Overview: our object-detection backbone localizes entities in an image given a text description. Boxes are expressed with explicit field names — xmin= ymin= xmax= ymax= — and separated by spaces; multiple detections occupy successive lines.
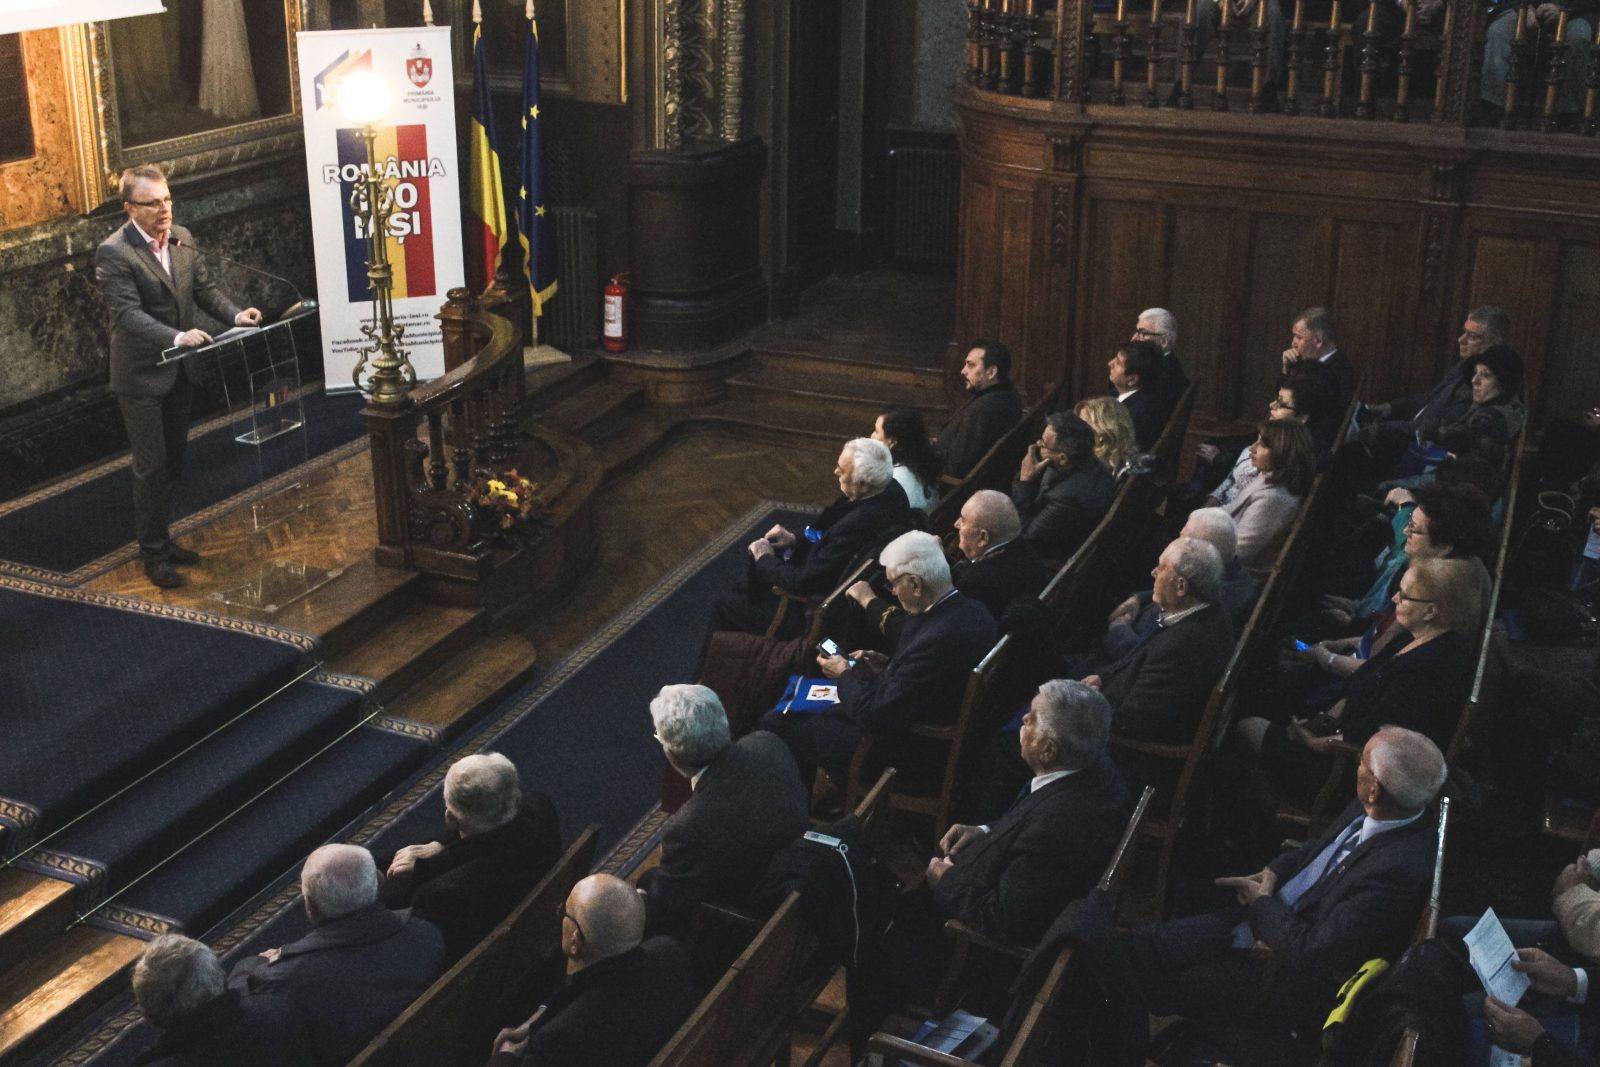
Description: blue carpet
xmin=0 ymin=580 xmax=316 ymax=860
xmin=0 ymin=389 xmax=365 ymax=584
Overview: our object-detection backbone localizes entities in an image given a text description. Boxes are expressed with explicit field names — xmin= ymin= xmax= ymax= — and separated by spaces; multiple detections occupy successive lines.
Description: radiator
xmin=889 ymin=145 xmax=961 ymax=266
xmin=543 ymin=206 xmax=599 ymax=349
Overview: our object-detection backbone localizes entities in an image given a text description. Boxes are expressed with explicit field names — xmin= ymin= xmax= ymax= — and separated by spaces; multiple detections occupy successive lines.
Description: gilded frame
xmin=60 ymin=1 xmax=308 ymax=208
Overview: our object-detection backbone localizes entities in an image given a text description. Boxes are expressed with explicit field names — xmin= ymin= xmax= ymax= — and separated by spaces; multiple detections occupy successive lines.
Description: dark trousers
xmin=116 ymin=373 xmax=192 ymax=558
xmin=759 ymin=707 xmax=863 ymax=783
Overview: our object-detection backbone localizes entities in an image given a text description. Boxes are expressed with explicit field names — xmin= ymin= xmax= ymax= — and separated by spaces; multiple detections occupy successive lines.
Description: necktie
xmin=1279 ymin=818 xmax=1364 ymax=908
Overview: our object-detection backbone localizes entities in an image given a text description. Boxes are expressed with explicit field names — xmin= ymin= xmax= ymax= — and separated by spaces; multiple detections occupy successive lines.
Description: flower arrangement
xmin=473 ymin=469 xmax=543 ymax=531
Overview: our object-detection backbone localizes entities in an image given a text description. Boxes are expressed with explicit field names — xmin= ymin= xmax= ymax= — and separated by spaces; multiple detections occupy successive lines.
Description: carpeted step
xmin=96 ymin=723 xmax=431 ymax=938
xmin=17 ymin=679 xmax=367 ymax=903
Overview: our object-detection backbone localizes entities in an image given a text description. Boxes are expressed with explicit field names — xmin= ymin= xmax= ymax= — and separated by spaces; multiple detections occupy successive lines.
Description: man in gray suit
xmin=95 ymin=164 xmax=261 ymax=589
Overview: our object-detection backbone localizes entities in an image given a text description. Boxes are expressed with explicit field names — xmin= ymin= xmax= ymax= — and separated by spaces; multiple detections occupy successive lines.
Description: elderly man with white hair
xmin=846 ymin=489 xmax=1050 ymax=643
xmin=1062 ymin=726 xmax=1446 ymax=1064
xmin=227 ymin=843 xmax=445 ymax=1065
xmin=132 ymin=933 xmax=312 ymax=1065
xmin=1080 ymin=536 xmax=1235 ymax=753
xmin=712 ymin=436 xmax=912 ymax=638
xmin=377 ymin=752 xmax=560 ymax=961
xmin=1132 ymin=307 xmax=1191 ymax=409
xmin=640 ymin=683 xmax=808 ymax=932
xmin=1104 ymin=508 xmax=1259 ymax=658
xmin=489 ymin=874 xmax=698 ymax=1066
xmin=761 ymin=529 xmax=997 ymax=790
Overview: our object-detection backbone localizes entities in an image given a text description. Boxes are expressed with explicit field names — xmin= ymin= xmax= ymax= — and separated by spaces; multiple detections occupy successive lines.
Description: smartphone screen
xmin=1293 ymin=639 xmax=1310 ymax=653
xmin=817 ymin=638 xmax=840 ymax=657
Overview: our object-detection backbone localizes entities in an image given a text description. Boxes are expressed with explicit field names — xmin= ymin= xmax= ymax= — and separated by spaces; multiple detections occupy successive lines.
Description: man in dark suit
xmin=1103 ymin=507 xmax=1259 ymax=657
xmin=95 ymin=165 xmax=262 ymax=589
xmin=641 ymin=684 xmax=810 ymax=932
xmin=489 ymin=874 xmax=698 ymax=1066
xmin=1011 ymin=412 xmax=1117 ymax=563
xmin=845 ymin=490 xmax=1050 ymax=642
xmin=1134 ymin=307 xmax=1191 ymax=411
xmin=227 ymin=844 xmax=445 ymax=1066
xmin=1110 ymin=339 xmax=1171 ymax=450
xmin=713 ymin=437 xmax=911 ymax=637
xmin=132 ymin=934 xmax=312 ymax=1066
xmin=1083 ymin=537 xmax=1235 ymax=748
xmin=762 ymin=531 xmax=999 ymax=789
xmin=1092 ymin=727 xmax=1447 ymax=1064
xmin=936 ymin=340 xmax=1026 ymax=479
xmin=378 ymin=753 xmax=561 ymax=962
xmin=1280 ymin=306 xmax=1356 ymax=415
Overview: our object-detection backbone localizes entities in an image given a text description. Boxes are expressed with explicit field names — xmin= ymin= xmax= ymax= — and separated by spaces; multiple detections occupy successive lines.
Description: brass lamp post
xmin=338 ymin=69 xmax=417 ymax=408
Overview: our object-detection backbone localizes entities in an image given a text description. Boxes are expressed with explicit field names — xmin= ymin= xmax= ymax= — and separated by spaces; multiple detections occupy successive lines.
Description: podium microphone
xmin=173 ymin=237 xmax=318 ymax=317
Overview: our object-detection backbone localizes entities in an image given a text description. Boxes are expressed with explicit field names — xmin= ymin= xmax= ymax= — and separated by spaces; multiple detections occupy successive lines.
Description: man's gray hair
xmin=301 ymin=843 xmax=379 ymax=922
xmin=1033 ymin=680 xmax=1112 ymax=769
xmin=880 ymin=530 xmax=952 ymax=588
xmin=1467 ymin=305 xmax=1512 ymax=344
xmin=1181 ymin=507 xmax=1239 ymax=565
xmin=842 ymin=437 xmax=895 ymax=494
xmin=1166 ymin=537 xmax=1224 ymax=604
xmin=649 ymin=683 xmax=731 ymax=772
xmin=444 ymin=752 xmax=523 ymax=835
xmin=1368 ymin=727 xmax=1447 ymax=811
xmin=132 ymin=934 xmax=224 ymax=1030
xmin=964 ymin=489 xmax=1021 ymax=545
xmin=119 ymin=163 xmax=167 ymax=202
xmin=1297 ymin=306 xmax=1339 ymax=346
xmin=1138 ymin=307 xmax=1178 ymax=350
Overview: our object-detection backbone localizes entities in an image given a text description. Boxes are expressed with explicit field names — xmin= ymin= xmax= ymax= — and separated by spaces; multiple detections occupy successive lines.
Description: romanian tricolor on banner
xmin=465 ymin=25 xmax=508 ymax=294
xmin=518 ymin=2 xmax=558 ymax=316
xmin=334 ymin=124 xmax=438 ymax=303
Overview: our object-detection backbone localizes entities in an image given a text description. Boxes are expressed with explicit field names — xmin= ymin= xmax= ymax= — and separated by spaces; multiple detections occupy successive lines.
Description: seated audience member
xmin=1081 ymin=537 xmax=1236 ymax=748
xmin=1075 ymin=395 xmax=1142 ymax=480
xmin=711 ymin=437 xmax=910 ymax=637
xmin=1233 ymin=557 xmax=1482 ymax=803
xmin=761 ymin=531 xmax=998 ymax=789
xmin=1480 ymin=0 xmax=1595 ymax=120
xmin=1010 ymin=411 xmax=1118 ymax=562
xmin=872 ymin=407 xmax=941 ymax=512
xmin=1206 ymin=418 xmax=1317 ymax=572
xmin=1105 ymin=508 xmax=1259 ymax=655
xmin=1280 ymin=306 xmax=1356 ymax=414
xmin=1110 ymin=339 xmax=1171 ymax=450
xmin=1064 ymin=727 xmax=1446 ymax=1064
xmin=1189 ymin=370 xmax=1336 ymax=500
xmin=1356 ymin=306 xmax=1512 ymax=473
xmin=132 ymin=934 xmax=312 ymax=1066
xmin=935 ymin=340 xmax=1025 ymax=479
xmin=847 ymin=489 xmax=1050 ymax=642
xmin=640 ymin=684 xmax=809 ymax=931
xmin=228 ymin=844 xmax=446 ymax=1066
xmin=1132 ymin=307 xmax=1191 ymax=410
xmin=378 ymin=752 xmax=560 ymax=962
xmin=489 ymin=874 xmax=698 ymax=1067
xmin=1419 ymin=343 xmax=1526 ymax=455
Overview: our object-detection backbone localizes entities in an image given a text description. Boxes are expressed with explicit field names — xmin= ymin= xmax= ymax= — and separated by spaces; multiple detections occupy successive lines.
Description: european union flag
xmin=518 ymin=1 xmax=558 ymax=317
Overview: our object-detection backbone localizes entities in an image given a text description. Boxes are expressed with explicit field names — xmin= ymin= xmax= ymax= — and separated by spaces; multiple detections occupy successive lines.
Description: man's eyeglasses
xmin=1394 ymin=592 xmax=1435 ymax=604
xmin=559 ymin=904 xmax=585 ymax=941
xmin=1132 ymin=327 xmax=1165 ymax=340
xmin=1268 ymin=398 xmax=1297 ymax=413
xmin=125 ymin=196 xmax=173 ymax=208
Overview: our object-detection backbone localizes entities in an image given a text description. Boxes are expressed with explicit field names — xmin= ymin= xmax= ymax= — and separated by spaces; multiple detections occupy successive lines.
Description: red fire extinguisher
xmin=603 ymin=274 xmax=629 ymax=353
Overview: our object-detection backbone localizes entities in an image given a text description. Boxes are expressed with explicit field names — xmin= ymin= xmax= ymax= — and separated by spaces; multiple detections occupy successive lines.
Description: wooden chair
xmin=1038 ymin=470 xmax=1165 ymax=646
xmin=928 ymin=383 xmax=1062 ymax=534
xmin=868 ymin=786 xmax=1156 ymax=1067
xmin=1149 ymin=379 xmax=1201 ymax=486
xmin=1380 ymin=795 xmax=1452 ymax=1067
xmin=767 ymin=555 xmax=878 ymax=641
xmin=843 ymin=634 xmax=1015 ymax=837
xmin=348 ymin=826 xmax=599 ymax=1067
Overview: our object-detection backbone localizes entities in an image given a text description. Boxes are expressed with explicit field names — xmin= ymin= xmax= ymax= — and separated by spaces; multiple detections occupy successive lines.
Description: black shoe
xmin=143 ymin=559 xmax=183 ymax=589
xmin=165 ymin=543 xmax=201 ymax=566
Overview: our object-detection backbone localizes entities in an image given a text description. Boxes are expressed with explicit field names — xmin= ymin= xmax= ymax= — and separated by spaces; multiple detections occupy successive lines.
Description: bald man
xmin=489 ymin=875 xmax=698 ymax=1066
xmin=846 ymin=490 xmax=1050 ymax=642
xmin=228 ymin=844 xmax=445 ymax=1065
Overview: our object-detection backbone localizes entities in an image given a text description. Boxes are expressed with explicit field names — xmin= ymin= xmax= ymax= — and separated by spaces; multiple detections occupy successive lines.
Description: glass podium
xmin=158 ymin=309 xmax=346 ymax=612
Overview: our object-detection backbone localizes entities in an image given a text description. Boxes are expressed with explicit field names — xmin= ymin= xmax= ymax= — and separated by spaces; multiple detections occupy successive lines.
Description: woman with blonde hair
xmin=1074 ymin=396 xmax=1139 ymax=479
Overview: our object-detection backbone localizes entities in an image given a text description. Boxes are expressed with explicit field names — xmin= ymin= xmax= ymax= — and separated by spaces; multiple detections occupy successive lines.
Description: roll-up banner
xmin=296 ymin=27 xmax=464 ymax=389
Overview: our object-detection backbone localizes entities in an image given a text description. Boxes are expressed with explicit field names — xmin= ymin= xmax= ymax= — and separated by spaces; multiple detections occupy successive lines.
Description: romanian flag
xmin=465 ymin=25 xmax=509 ymax=294
xmin=335 ymin=124 xmax=437 ymax=303
xmin=517 ymin=2 xmax=558 ymax=316
xmin=313 ymin=49 xmax=372 ymax=111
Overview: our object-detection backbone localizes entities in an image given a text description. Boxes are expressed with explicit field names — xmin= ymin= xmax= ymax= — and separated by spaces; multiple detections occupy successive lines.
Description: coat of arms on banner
xmin=406 ymin=45 xmax=432 ymax=88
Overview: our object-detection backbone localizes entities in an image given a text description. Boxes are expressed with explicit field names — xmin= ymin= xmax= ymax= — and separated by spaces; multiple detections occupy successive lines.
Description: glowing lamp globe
xmin=337 ymin=69 xmax=391 ymax=124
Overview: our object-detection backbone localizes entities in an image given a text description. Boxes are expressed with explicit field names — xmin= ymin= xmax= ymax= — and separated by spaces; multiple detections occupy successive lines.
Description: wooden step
xmin=725 ymin=361 xmax=951 ymax=420
xmin=0 ymin=873 xmax=77 ymax=981
xmin=0 ymin=926 xmax=144 ymax=1063
xmin=742 ymin=347 xmax=950 ymax=394
xmin=539 ymin=380 xmax=647 ymax=436
xmin=525 ymin=351 xmax=603 ymax=400
xmin=585 ymin=411 xmax=678 ymax=484
xmin=330 ymin=603 xmax=484 ymax=703
xmin=382 ymin=630 xmax=539 ymax=739
xmin=266 ymin=557 xmax=424 ymax=657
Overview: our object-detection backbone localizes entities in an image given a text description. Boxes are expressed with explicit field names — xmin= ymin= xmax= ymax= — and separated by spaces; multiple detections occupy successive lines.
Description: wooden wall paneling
xmin=1167 ymin=206 xmax=1237 ymax=422
xmin=1074 ymin=188 xmax=1166 ymax=403
xmin=1460 ymin=226 xmax=1559 ymax=419
xmin=1544 ymin=241 xmax=1600 ymax=423
xmin=998 ymin=183 xmax=1039 ymax=392
xmin=1329 ymin=217 xmax=1418 ymax=404
xmin=1241 ymin=213 xmax=1328 ymax=423
xmin=958 ymin=172 xmax=1000 ymax=352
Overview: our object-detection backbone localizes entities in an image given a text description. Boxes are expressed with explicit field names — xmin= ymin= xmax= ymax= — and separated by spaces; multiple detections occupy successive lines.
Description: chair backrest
xmin=938 ymin=633 xmax=1016 ymax=810
xmin=348 ymin=825 xmax=599 ymax=1067
xmin=1390 ymin=796 xmax=1452 ymax=1067
xmin=1102 ymin=785 xmax=1155 ymax=901
xmin=853 ymin=766 xmax=898 ymax=835
xmin=648 ymin=892 xmax=824 ymax=1066
xmin=1149 ymin=379 xmax=1201 ymax=484
xmin=1039 ymin=469 xmax=1164 ymax=641
xmin=805 ymin=557 xmax=879 ymax=647
xmin=928 ymin=382 xmax=1061 ymax=532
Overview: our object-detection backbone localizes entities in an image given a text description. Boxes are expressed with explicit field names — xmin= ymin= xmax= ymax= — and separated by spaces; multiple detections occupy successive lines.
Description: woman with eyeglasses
xmin=1204 ymin=417 xmax=1318 ymax=572
xmin=1234 ymin=556 xmax=1484 ymax=802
